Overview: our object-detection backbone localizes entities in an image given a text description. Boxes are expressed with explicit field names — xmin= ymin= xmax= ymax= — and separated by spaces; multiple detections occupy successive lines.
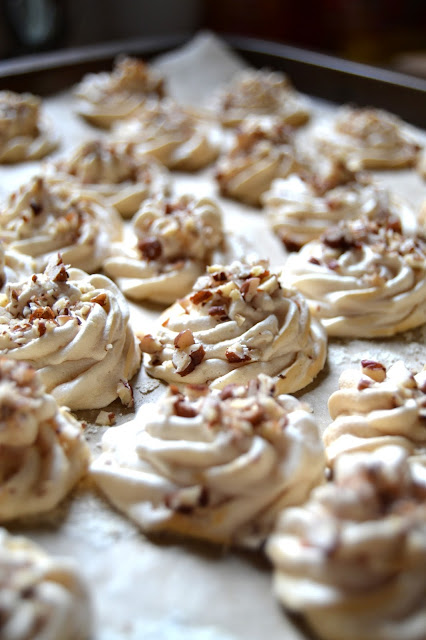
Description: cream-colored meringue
xmin=0 ymin=258 xmax=141 ymax=410
xmin=75 ymin=56 xmax=166 ymax=128
xmin=264 ymin=171 xmax=417 ymax=251
xmin=315 ymin=106 xmax=421 ymax=170
xmin=0 ymin=528 xmax=92 ymax=639
xmin=50 ymin=140 xmax=170 ymax=218
xmin=139 ymin=259 xmax=327 ymax=393
xmin=104 ymin=194 xmax=225 ymax=304
xmin=91 ymin=374 xmax=325 ymax=547
xmin=267 ymin=445 xmax=426 ymax=640
xmin=215 ymin=118 xmax=296 ymax=206
xmin=285 ymin=217 xmax=426 ymax=337
xmin=324 ymin=360 xmax=426 ymax=465
xmin=112 ymin=99 xmax=219 ymax=171
xmin=0 ymin=358 xmax=89 ymax=520
xmin=0 ymin=176 xmax=123 ymax=273
xmin=214 ymin=68 xmax=310 ymax=128
xmin=0 ymin=90 xmax=58 ymax=163
xmin=0 ymin=241 xmax=35 ymax=290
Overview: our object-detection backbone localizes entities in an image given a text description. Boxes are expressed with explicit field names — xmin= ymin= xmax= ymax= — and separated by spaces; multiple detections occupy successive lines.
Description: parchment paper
xmin=2 ymin=32 xmax=426 ymax=640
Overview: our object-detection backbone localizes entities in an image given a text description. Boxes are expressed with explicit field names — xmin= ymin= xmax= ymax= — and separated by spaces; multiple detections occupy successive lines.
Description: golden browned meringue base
xmin=215 ymin=118 xmax=297 ymax=206
xmin=0 ymin=258 xmax=141 ymax=410
xmin=324 ymin=359 xmax=426 ymax=465
xmin=50 ymin=140 xmax=170 ymax=218
xmin=91 ymin=375 xmax=325 ymax=547
xmin=267 ymin=445 xmax=426 ymax=640
xmin=75 ymin=56 xmax=166 ymax=128
xmin=0 ymin=176 xmax=123 ymax=273
xmin=314 ymin=106 xmax=421 ymax=171
xmin=104 ymin=194 xmax=225 ymax=304
xmin=0 ymin=528 xmax=92 ymax=639
xmin=139 ymin=259 xmax=327 ymax=393
xmin=285 ymin=217 xmax=426 ymax=337
xmin=214 ymin=68 xmax=310 ymax=128
xmin=0 ymin=358 xmax=89 ymax=521
xmin=0 ymin=90 xmax=58 ymax=163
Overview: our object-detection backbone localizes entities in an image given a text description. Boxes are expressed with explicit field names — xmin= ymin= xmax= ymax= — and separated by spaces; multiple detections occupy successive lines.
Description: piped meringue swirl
xmin=214 ymin=68 xmax=310 ymax=128
xmin=112 ymin=99 xmax=219 ymax=171
xmin=324 ymin=360 xmax=426 ymax=465
xmin=104 ymin=195 xmax=225 ymax=304
xmin=267 ymin=445 xmax=426 ymax=640
xmin=0 ymin=528 xmax=92 ymax=639
xmin=139 ymin=259 xmax=327 ymax=393
xmin=315 ymin=107 xmax=421 ymax=170
xmin=91 ymin=374 xmax=325 ymax=547
xmin=75 ymin=56 xmax=166 ymax=128
xmin=0 ymin=358 xmax=89 ymax=520
xmin=0 ymin=258 xmax=141 ymax=410
xmin=215 ymin=118 xmax=296 ymax=206
xmin=51 ymin=140 xmax=170 ymax=218
xmin=285 ymin=217 xmax=426 ymax=337
xmin=0 ymin=176 xmax=123 ymax=273
xmin=0 ymin=90 xmax=58 ymax=163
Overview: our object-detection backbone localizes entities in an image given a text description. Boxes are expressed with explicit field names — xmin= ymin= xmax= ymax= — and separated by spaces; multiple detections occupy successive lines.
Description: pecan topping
xmin=208 ymin=305 xmax=228 ymax=320
xmin=225 ymin=349 xmax=251 ymax=363
xmin=139 ymin=334 xmax=162 ymax=354
xmin=174 ymin=396 xmax=198 ymax=418
xmin=29 ymin=307 xmax=56 ymax=322
xmin=178 ymin=344 xmax=205 ymax=377
xmin=190 ymin=289 xmax=213 ymax=305
xmin=361 ymin=359 xmax=387 ymax=383
xmin=139 ymin=237 xmax=162 ymax=261
xmin=322 ymin=227 xmax=358 ymax=251
xmin=174 ymin=329 xmax=195 ymax=350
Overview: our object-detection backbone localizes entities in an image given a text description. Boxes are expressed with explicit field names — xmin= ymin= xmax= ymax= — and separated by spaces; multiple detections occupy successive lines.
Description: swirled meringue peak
xmin=324 ymin=360 xmax=426 ymax=466
xmin=139 ymin=259 xmax=327 ymax=393
xmin=314 ymin=106 xmax=421 ymax=170
xmin=0 ymin=528 xmax=92 ymax=639
xmin=267 ymin=445 xmax=426 ymax=640
xmin=0 ymin=90 xmax=58 ymax=164
xmin=214 ymin=68 xmax=310 ymax=128
xmin=0 ymin=240 xmax=35 ymax=291
xmin=0 ymin=358 xmax=89 ymax=521
xmin=0 ymin=257 xmax=141 ymax=410
xmin=0 ymin=176 xmax=123 ymax=273
xmin=215 ymin=118 xmax=297 ymax=206
xmin=91 ymin=374 xmax=325 ymax=547
xmin=112 ymin=99 xmax=219 ymax=171
xmin=264 ymin=168 xmax=416 ymax=251
xmin=285 ymin=216 xmax=426 ymax=337
xmin=104 ymin=194 xmax=225 ymax=304
xmin=75 ymin=56 xmax=166 ymax=128
xmin=51 ymin=139 xmax=170 ymax=218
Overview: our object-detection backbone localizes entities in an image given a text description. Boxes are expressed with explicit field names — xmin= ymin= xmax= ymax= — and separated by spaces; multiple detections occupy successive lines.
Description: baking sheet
xmin=2 ymin=32 xmax=426 ymax=640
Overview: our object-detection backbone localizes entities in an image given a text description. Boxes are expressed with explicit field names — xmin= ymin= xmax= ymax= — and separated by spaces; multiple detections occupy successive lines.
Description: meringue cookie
xmin=324 ymin=360 xmax=426 ymax=465
xmin=315 ymin=106 xmax=421 ymax=170
xmin=0 ymin=90 xmax=58 ymax=164
xmin=139 ymin=259 xmax=327 ymax=393
xmin=91 ymin=374 xmax=325 ymax=547
xmin=50 ymin=140 xmax=170 ymax=218
xmin=0 ymin=358 xmax=89 ymax=520
xmin=0 ymin=258 xmax=141 ymax=410
xmin=267 ymin=445 xmax=426 ymax=640
xmin=112 ymin=98 xmax=219 ymax=171
xmin=0 ymin=176 xmax=123 ymax=273
xmin=285 ymin=217 xmax=426 ymax=337
xmin=214 ymin=68 xmax=310 ymax=128
xmin=104 ymin=195 xmax=225 ymax=304
xmin=75 ymin=56 xmax=166 ymax=128
xmin=0 ymin=528 xmax=92 ymax=639
xmin=264 ymin=171 xmax=416 ymax=251
xmin=215 ymin=118 xmax=297 ymax=206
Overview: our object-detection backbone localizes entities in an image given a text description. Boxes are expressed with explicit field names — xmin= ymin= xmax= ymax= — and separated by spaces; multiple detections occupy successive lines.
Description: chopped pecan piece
xmin=174 ymin=329 xmax=195 ymax=350
xmin=91 ymin=293 xmax=107 ymax=306
xmin=178 ymin=344 xmax=205 ymax=377
xmin=139 ymin=333 xmax=162 ymax=354
xmin=190 ymin=289 xmax=213 ymax=305
xmin=174 ymin=396 xmax=198 ymax=418
xmin=225 ymin=348 xmax=251 ymax=363
xmin=361 ymin=359 xmax=386 ymax=382
xmin=139 ymin=237 xmax=162 ymax=260
xmin=29 ymin=307 xmax=56 ymax=322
